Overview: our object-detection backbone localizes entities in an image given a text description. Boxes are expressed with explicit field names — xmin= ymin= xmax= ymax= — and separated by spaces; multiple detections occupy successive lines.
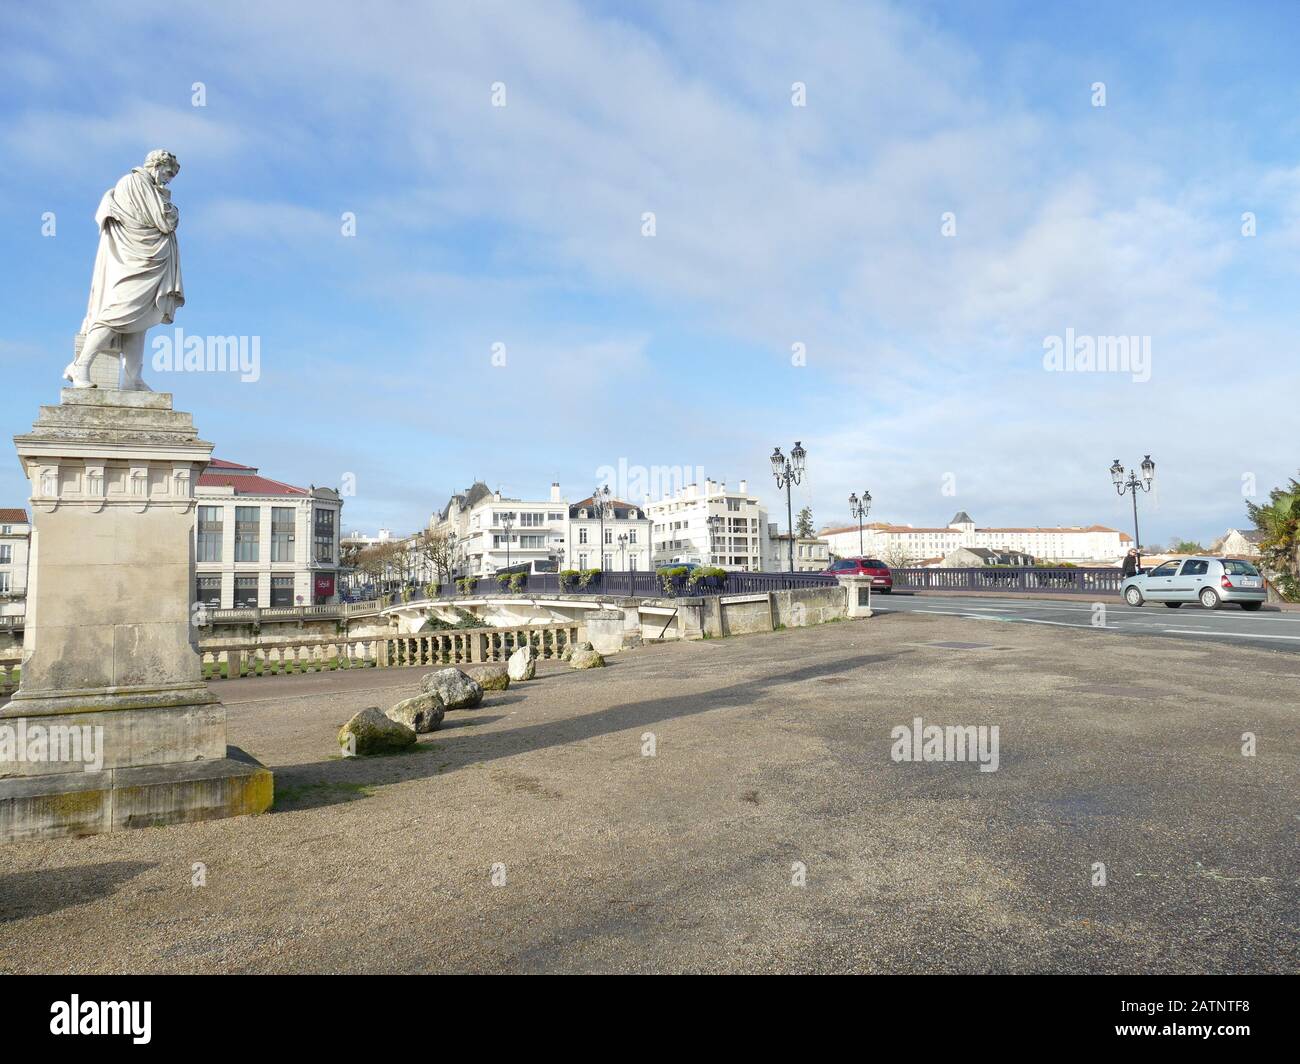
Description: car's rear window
xmin=1222 ymin=560 xmax=1260 ymax=576
xmin=864 ymin=560 xmax=887 ymax=568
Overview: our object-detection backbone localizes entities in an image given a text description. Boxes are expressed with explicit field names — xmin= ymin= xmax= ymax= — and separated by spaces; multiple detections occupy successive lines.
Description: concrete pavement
xmin=1 ymin=610 xmax=1295 ymax=973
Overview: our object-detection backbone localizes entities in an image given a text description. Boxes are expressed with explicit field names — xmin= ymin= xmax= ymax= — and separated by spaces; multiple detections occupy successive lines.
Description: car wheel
xmin=1199 ymin=588 xmax=1221 ymax=610
xmin=1124 ymin=586 xmax=1144 ymax=606
xmin=1163 ymin=602 xmax=1182 ymax=608
xmin=1241 ymin=601 xmax=1263 ymax=612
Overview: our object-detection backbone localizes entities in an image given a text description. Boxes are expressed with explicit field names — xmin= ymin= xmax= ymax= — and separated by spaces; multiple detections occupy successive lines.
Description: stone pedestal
xmin=0 ymin=388 xmax=271 ymax=843
xmin=837 ymin=574 xmax=874 ymax=618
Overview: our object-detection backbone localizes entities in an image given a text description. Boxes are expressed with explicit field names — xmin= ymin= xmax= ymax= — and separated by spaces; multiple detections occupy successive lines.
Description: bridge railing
xmin=199 ymin=600 xmax=380 ymax=625
xmin=891 ymin=567 xmax=1124 ymax=595
xmin=412 ymin=569 xmax=840 ymax=601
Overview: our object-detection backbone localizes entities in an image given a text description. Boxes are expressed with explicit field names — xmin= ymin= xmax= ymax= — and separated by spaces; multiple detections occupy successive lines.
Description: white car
xmin=1121 ymin=557 xmax=1266 ymax=611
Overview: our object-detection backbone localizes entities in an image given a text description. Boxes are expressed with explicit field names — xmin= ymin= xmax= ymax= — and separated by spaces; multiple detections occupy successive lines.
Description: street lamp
xmin=848 ymin=490 xmax=872 ymax=557
xmin=770 ymin=441 xmax=806 ymax=573
xmin=593 ymin=484 xmax=613 ymax=571
xmin=1110 ymin=455 xmax=1155 ymax=566
xmin=617 ymin=532 xmax=629 ymax=590
xmin=501 ymin=510 xmax=515 ymax=572
xmin=551 ymin=535 xmax=565 ymax=591
xmin=706 ymin=512 xmax=722 ymax=566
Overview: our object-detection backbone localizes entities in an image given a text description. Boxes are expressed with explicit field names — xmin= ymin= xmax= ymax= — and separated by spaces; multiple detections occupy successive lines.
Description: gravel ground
xmin=1 ymin=611 xmax=1296 ymax=973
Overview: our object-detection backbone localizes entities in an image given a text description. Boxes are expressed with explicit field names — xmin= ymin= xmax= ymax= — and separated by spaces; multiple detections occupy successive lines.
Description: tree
xmin=1169 ymin=538 xmax=1205 ymax=554
xmin=354 ymin=541 xmax=404 ymax=592
xmin=880 ymin=544 xmax=915 ymax=568
xmin=1246 ymin=473 xmax=1300 ymax=600
xmin=411 ymin=528 xmax=465 ymax=587
xmin=795 ymin=506 xmax=815 ymax=539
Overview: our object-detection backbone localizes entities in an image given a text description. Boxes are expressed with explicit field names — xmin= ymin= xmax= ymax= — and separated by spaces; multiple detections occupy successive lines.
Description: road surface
xmin=875 ymin=593 xmax=1300 ymax=653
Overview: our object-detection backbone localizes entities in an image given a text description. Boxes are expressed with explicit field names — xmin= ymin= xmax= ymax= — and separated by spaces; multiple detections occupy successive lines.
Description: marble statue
xmin=64 ymin=149 xmax=185 ymax=391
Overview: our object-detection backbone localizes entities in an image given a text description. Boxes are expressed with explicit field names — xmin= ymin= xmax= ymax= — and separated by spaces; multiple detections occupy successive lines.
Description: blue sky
xmin=2 ymin=0 xmax=1297 ymax=547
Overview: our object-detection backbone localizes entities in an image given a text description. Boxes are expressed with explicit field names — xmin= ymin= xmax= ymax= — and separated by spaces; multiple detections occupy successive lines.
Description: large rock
xmin=467 ymin=664 xmax=510 ymax=691
xmin=386 ymin=691 xmax=445 ymax=734
xmin=570 ymin=647 xmax=605 ymax=670
xmin=421 ymin=667 xmax=484 ymax=710
xmin=508 ymin=644 xmax=537 ymax=681
xmin=339 ymin=706 xmax=417 ymax=755
xmin=561 ymin=640 xmax=590 ymax=662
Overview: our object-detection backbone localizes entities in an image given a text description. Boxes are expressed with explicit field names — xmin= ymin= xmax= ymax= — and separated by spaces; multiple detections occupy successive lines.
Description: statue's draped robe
xmin=81 ymin=167 xmax=184 ymax=335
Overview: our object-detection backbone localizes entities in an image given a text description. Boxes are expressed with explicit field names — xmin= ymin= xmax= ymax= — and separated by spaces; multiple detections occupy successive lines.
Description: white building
xmin=430 ymin=482 xmax=653 ymax=576
xmin=820 ymin=511 xmax=1129 ymax=565
xmin=0 ymin=508 xmax=31 ymax=622
xmin=568 ymin=494 xmax=652 ymax=572
xmin=769 ymin=532 xmax=831 ymax=572
xmin=195 ymin=459 xmax=343 ymax=608
xmin=648 ymin=479 xmax=770 ymax=571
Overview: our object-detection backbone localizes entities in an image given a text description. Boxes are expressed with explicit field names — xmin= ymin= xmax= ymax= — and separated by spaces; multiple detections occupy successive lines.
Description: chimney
xmin=550 ymin=482 xmax=561 ymax=503
xmin=738 ymin=479 xmax=747 ymax=494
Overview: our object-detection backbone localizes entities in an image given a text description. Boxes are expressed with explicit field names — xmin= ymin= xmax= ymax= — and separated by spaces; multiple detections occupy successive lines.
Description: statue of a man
xmin=64 ymin=149 xmax=185 ymax=391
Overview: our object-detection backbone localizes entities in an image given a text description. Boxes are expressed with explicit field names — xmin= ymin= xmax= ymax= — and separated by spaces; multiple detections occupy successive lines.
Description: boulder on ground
xmin=561 ymin=640 xmax=591 ymax=662
xmin=339 ymin=706 xmax=417 ymax=755
xmin=570 ymin=647 xmax=605 ymax=670
xmin=421 ymin=667 xmax=484 ymax=710
xmin=386 ymin=691 xmax=445 ymax=733
xmin=467 ymin=664 xmax=510 ymax=691
xmin=508 ymin=644 xmax=537 ymax=681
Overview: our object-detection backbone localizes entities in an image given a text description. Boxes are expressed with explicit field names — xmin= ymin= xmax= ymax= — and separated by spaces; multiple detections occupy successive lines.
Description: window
xmin=603 ymin=553 xmax=612 ymax=570
xmin=519 ymin=535 xmax=545 ymax=549
xmin=493 ymin=511 xmax=515 ymax=526
xmin=0 ymin=573 xmax=9 ymax=594
xmin=579 ymin=528 xmax=588 ymax=544
xmin=234 ymin=506 xmax=260 ymax=562
xmin=0 ymin=545 xmax=10 ymax=565
xmin=1149 ymin=561 xmax=1180 ymax=577
xmin=548 ymin=512 xmax=564 ymax=522
xmin=0 ymin=525 xmax=10 ymax=534
xmin=233 ymin=575 xmax=259 ymax=608
xmin=628 ymin=530 xmax=637 ymax=544
xmin=270 ymin=575 xmax=294 ymax=608
xmin=1223 ymin=560 xmax=1260 ymax=576
xmin=271 ymin=507 xmax=296 ymax=562
xmin=578 ymin=553 xmax=588 ymax=568
xmin=604 ymin=529 xmax=612 ymax=545
xmin=1180 ymin=559 xmax=1209 ymax=576
xmin=195 ymin=574 xmax=221 ymax=607
xmin=520 ymin=512 xmax=543 ymax=527
xmin=197 ymin=506 xmax=223 ymax=562
xmin=313 ymin=508 xmax=335 ymax=563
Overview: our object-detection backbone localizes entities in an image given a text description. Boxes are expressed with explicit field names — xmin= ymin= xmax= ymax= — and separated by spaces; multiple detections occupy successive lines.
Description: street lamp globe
xmin=770 ymin=447 xmax=786 ymax=477
xmin=790 ymin=441 xmax=806 ymax=477
xmin=1110 ymin=459 xmax=1125 ymax=486
xmin=1140 ymin=454 xmax=1155 ymax=487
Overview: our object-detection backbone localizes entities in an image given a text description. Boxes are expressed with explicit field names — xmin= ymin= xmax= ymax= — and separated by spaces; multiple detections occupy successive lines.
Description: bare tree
xmin=410 ymin=528 xmax=465 ymax=588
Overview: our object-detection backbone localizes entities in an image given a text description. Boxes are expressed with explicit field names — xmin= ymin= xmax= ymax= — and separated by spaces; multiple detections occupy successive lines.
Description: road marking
xmin=1161 ymin=628 xmax=1300 ymax=642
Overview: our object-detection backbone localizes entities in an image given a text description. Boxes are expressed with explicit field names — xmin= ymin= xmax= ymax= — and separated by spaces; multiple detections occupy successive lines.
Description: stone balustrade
xmin=198 ymin=621 xmax=581 ymax=680
xmin=0 ymin=651 xmax=20 ymax=699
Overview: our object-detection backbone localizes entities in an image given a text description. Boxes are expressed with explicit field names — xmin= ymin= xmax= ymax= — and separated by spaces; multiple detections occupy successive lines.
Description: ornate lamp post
xmin=501 ymin=510 xmax=515 ymax=572
xmin=848 ymin=490 xmax=871 ymax=557
xmin=593 ymin=484 xmax=612 ymax=571
xmin=1110 ymin=455 xmax=1155 ymax=567
xmin=551 ymin=535 xmax=565 ymax=591
xmin=706 ymin=512 xmax=722 ymax=566
xmin=770 ymin=441 xmax=807 ymax=573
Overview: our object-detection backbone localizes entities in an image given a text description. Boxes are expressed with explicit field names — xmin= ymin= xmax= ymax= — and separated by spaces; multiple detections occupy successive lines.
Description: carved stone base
xmin=0 ymin=746 xmax=272 ymax=843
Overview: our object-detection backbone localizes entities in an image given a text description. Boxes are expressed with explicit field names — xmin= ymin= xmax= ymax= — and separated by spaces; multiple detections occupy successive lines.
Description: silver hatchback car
xmin=1121 ymin=556 xmax=1266 ymax=611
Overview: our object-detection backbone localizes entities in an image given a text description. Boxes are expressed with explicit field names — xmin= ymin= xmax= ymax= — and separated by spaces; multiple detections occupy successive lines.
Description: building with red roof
xmin=195 ymin=460 xmax=343 ymax=609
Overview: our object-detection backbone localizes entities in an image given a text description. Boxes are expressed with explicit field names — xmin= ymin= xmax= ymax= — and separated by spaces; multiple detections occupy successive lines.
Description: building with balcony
xmin=647 ymin=479 xmax=770 ymax=571
xmin=194 ymin=459 xmax=342 ymax=608
xmin=0 ymin=508 xmax=30 ymax=623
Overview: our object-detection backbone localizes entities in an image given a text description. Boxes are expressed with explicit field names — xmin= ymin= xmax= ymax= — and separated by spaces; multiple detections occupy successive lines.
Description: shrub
xmin=509 ymin=573 xmax=526 ymax=593
xmin=455 ymin=576 xmax=478 ymax=596
xmin=687 ymin=566 xmax=728 ymax=591
xmin=657 ymin=566 xmax=691 ymax=596
xmin=578 ymin=568 xmax=601 ymax=590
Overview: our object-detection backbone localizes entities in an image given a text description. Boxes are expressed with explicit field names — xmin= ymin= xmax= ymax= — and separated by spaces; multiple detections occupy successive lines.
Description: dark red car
xmin=825 ymin=557 xmax=892 ymax=592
